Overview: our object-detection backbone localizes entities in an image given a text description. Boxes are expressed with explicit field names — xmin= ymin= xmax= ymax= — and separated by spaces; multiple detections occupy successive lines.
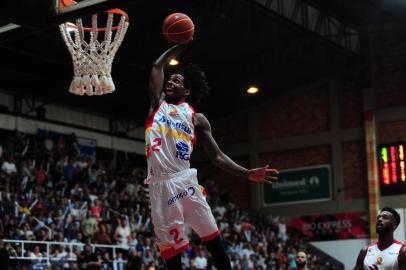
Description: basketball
xmin=163 ymin=13 xmax=195 ymax=44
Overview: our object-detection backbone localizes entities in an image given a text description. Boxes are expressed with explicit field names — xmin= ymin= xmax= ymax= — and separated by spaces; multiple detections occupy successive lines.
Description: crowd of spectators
xmin=0 ymin=129 xmax=338 ymax=270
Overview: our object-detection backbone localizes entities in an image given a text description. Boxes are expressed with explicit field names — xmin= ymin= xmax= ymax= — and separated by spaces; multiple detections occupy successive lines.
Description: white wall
xmin=0 ymin=90 xmax=144 ymax=140
xmin=45 ymin=105 xmax=110 ymax=132
xmin=0 ymin=113 xmax=145 ymax=154
xmin=127 ymin=127 xmax=146 ymax=140
xmin=395 ymin=208 xmax=406 ymax=243
xmin=311 ymin=239 xmax=369 ymax=270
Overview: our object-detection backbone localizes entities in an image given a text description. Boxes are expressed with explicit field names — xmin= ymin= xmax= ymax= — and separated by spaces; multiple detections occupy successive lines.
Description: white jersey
xmin=145 ymin=101 xmax=196 ymax=181
xmin=364 ymin=241 xmax=404 ymax=270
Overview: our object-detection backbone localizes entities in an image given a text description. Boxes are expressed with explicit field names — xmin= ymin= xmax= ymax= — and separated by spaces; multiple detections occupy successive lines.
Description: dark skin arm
xmin=148 ymin=44 xmax=187 ymax=112
xmin=195 ymin=113 xmax=278 ymax=183
xmin=354 ymin=246 xmax=367 ymax=270
xmin=399 ymin=246 xmax=406 ymax=270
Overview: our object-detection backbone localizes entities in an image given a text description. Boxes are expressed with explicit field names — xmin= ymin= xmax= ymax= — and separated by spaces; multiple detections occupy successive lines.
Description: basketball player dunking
xmin=354 ymin=207 xmax=406 ymax=270
xmin=144 ymin=44 xmax=279 ymax=270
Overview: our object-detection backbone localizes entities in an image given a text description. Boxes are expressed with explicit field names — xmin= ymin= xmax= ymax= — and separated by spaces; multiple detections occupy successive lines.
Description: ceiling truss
xmin=252 ymin=0 xmax=361 ymax=53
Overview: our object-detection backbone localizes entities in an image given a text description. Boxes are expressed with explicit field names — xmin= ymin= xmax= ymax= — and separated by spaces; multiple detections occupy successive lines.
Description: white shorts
xmin=147 ymin=168 xmax=219 ymax=259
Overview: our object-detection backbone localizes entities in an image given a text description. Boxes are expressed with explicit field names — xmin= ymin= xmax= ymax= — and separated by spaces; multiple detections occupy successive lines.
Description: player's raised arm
xmin=195 ymin=113 xmax=278 ymax=184
xmin=148 ymin=44 xmax=187 ymax=111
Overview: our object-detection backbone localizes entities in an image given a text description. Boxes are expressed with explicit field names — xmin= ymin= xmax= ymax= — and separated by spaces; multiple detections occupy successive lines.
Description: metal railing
xmin=4 ymin=239 xmax=127 ymax=263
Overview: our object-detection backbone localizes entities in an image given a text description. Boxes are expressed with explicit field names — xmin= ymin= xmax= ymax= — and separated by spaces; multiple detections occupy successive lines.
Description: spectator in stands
xmin=1 ymin=156 xmax=16 ymax=175
xmin=78 ymin=244 xmax=97 ymax=270
xmin=63 ymin=157 xmax=76 ymax=186
xmin=94 ymin=223 xmax=113 ymax=247
xmin=100 ymin=251 xmax=111 ymax=270
xmin=90 ymin=199 xmax=103 ymax=221
xmin=287 ymin=247 xmax=298 ymax=269
xmin=32 ymin=246 xmax=43 ymax=262
xmin=69 ymin=246 xmax=79 ymax=269
xmin=82 ymin=210 xmax=97 ymax=239
xmin=0 ymin=130 xmax=338 ymax=269
xmin=192 ymin=250 xmax=208 ymax=270
xmin=143 ymin=249 xmax=156 ymax=267
xmin=54 ymin=245 xmax=70 ymax=269
xmin=214 ymin=201 xmax=226 ymax=219
xmin=278 ymin=217 xmax=289 ymax=242
xmin=114 ymin=216 xmax=132 ymax=250
xmin=0 ymin=240 xmax=10 ymax=270
xmin=295 ymin=251 xmax=308 ymax=270
xmin=127 ymin=249 xmax=142 ymax=270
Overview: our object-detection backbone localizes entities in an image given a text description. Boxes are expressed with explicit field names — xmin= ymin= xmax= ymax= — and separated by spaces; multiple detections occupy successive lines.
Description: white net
xmin=59 ymin=12 xmax=129 ymax=96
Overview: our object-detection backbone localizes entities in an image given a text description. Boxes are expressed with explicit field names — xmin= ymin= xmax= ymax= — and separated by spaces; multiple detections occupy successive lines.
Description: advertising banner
xmin=263 ymin=165 xmax=331 ymax=206
xmin=290 ymin=211 xmax=369 ymax=241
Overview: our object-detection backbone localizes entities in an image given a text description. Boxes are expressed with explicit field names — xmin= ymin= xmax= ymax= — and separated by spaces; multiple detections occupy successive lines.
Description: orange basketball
xmin=163 ymin=13 xmax=195 ymax=44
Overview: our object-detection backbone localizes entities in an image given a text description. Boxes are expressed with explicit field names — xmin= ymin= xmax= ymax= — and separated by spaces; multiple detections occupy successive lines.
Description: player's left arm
xmin=399 ymin=246 xmax=406 ymax=270
xmin=195 ymin=113 xmax=278 ymax=183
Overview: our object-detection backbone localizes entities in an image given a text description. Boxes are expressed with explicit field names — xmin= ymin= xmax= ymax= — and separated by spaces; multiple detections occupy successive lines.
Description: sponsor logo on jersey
xmin=176 ymin=141 xmax=190 ymax=160
xmin=388 ymin=252 xmax=399 ymax=255
xmin=199 ymin=185 xmax=207 ymax=197
xmin=158 ymin=115 xmax=192 ymax=135
xmin=376 ymin=256 xmax=383 ymax=265
xmin=366 ymin=249 xmax=375 ymax=256
xmin=169 ymin=108 xmax=178 ymax=116
xmin=168 ymin=187 xmax=196 ymax=206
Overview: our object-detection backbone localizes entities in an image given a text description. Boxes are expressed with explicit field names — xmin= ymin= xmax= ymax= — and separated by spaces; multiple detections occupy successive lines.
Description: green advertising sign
xmin=263 ymin=165 xmax=331 ymax=206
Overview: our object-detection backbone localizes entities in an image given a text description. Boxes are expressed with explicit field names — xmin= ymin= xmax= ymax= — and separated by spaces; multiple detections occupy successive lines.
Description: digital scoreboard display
xmin=378 ymin=144 xmax=406 ymax=196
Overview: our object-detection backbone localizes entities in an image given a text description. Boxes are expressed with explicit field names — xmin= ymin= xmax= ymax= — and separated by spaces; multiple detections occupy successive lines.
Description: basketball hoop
xmin=59 ymin=0 xmax=129 ymax=96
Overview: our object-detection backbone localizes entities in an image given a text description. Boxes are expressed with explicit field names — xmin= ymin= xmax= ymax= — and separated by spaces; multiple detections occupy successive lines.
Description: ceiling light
xmin=169 ymin=59 xmax=179 ymax=66
xmin=247 ymin=86 xmax=259 ymax=94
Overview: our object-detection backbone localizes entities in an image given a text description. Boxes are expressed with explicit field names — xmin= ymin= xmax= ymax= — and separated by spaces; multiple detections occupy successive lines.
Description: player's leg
xmin=183 ymin=181 xmax=231 ymax=270
xmin=149 ymin=179 xmax=190 ymax=269
xmin=165 ymin=254 xmax=182 ymax=270
xmin=204 ymin=235 xmax=232 ymax=270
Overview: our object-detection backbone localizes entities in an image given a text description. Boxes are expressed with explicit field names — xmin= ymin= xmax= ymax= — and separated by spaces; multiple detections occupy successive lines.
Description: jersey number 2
xmin=170 ymin=228 xmax=183 ymax=244
xmin=152 ymin=138 xmax=162 ymax=152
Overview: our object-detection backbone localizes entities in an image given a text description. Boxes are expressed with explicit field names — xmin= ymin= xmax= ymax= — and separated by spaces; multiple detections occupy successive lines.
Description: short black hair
xmin=381 ymin=207 xmax=400 ymax=227
xmin=172 ymin=63 xmax=210 ymax=105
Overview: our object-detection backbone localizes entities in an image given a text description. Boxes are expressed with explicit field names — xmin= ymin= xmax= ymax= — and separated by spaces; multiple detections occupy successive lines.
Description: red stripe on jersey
xmin=146 ymin=102 xmax=164 ymax=128
xmin=174 ymin=101 xmax=186 ymax=105
xmin=201 ymin=231 xmax=220 ymax=242
xmin=160 ymin=243 xmax=189 ymax=259
xmin=376 ymin=240 xmax=403 ymax=251
xmin=188 ymin=104 xmax=197 ymax=145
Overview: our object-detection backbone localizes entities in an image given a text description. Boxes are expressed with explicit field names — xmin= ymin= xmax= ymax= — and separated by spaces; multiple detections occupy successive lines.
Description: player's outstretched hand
xmin=248 ymin=165 xmax=279 ymax=184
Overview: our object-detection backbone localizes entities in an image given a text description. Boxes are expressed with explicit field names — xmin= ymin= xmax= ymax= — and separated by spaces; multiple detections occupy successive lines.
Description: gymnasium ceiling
xmin=0 ymin=0 xmax=406 ymax=126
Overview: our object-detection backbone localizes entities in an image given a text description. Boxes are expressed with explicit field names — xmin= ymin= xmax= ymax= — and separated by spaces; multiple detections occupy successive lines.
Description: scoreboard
xmin=378 ymin=143 xmax=406 ymax=196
